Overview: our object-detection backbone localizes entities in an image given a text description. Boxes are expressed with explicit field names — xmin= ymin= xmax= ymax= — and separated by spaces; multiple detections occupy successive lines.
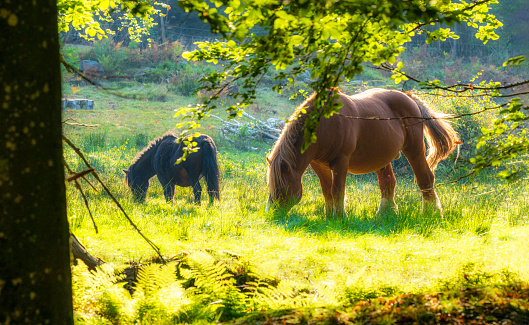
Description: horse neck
xmin=129 ymin=146 xmax=157 ymax=182
xmin=272 ymin=137 xmax=315 ymax=183
xmin=292 ymin=144 xmax=315 ymax=174
xmin=273 ymin=124 xmax=316 ymax=176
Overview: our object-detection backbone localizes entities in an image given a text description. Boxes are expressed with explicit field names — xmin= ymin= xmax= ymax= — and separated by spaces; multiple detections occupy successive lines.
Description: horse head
xmin=123 ymin=169 xmax=148 ymax=203
xmin=266 ymin=155 xmax=303 ymax=216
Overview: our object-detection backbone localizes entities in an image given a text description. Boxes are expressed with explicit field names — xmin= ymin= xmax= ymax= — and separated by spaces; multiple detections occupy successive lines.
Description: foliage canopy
xmin=59 ymin=0 xmax=529 ymax=180
xmin=57 ymin=0 xmax=166 ymax=42
xmin=177 ymin=0 xmax=503 ymax=151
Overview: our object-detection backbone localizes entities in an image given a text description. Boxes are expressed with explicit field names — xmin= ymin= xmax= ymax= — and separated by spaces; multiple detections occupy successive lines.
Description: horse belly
xmin=174 ymin=167 xmax=191 ymax=187
xmin=347 ymin=152 xmax=400 ymax=174
xmin=347 ymin=130 xmax=404 ymax=174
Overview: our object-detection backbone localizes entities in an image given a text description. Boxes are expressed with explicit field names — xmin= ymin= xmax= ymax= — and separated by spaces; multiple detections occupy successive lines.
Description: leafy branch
xmin=176 ymin=0 xmax=504 ymax=152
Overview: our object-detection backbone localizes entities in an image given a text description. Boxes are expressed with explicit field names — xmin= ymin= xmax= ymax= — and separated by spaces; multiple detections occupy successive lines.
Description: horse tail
xmin=200 ymin=135 xmax=221 ymax=201
xmin=406 ymin=92 xmax=460 ymax=171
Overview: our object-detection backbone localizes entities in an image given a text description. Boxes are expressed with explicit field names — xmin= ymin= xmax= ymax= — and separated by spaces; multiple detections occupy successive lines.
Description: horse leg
xmin=310 ymin=162 xmax=334 ymax=218
xmin=329 ymin=156 xmax=349 ymax=218
xmin=189 ymin=175 xmax=202 ymax=204
xmin=403 ymin=153 xmax=442 ymax=214
xmin=164 ymin=184 xmax=175 ymax=203
xmin=158 ymin=176 xmax=174 ymax=202
xmin=375 ymin=163 xmax=398 ymax=215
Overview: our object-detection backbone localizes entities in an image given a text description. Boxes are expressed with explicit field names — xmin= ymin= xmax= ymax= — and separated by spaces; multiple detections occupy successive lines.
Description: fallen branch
xmin=242 ymin=112 xmax=282 ymax=134
xmin=211 ymin=112 xmax=284 ymax=145
xmin=71 ymin=233 xmax=104 ymax=270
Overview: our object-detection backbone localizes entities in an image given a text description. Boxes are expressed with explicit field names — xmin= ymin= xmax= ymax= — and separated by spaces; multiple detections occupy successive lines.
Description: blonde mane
xmin=267 ymin=93 xmax=316 ymax=196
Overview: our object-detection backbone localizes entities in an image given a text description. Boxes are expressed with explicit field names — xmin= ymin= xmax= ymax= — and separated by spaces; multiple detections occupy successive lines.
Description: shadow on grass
xmin=265 ymin=169 xmax=518 ymax=239
xmin=267 ymin=196 xmax=456 ymax=238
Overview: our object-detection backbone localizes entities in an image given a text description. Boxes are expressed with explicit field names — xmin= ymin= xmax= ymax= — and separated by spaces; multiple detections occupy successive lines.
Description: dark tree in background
xmin=0 ymin=0 xmax=73 ymax=324
xmin=493 ymin=0 xmax=529 ymax=55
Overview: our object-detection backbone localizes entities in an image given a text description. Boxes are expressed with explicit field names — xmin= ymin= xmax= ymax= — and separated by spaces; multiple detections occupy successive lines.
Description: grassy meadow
xmin=63 ymin=82 xmax=529 ymax=323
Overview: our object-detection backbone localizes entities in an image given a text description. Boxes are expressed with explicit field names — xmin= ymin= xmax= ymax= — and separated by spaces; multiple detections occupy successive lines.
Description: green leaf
xmin=503 ymin=56 xmax=526 ymax=67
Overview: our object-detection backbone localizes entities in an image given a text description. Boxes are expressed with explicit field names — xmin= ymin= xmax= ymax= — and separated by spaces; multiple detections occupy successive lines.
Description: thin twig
xmin=375 ymin=63 xmax=529 ymax=97
xmin=74 ymin=182 xmax=99 ymax=234
xmin=67 ymin=168 xmax=95 ymax=182
xmin=63 ymin=118 xmax=100 ymax=128
xmin=435 ymin=171 xmax=476 ymax=188
xmin=334 ymin=102 xmax=509 ymax=122
xmin=60 ymin=58 xmax=156 ymax=100
xmin=391 ymin=170 xmax=476 ymax=200
xmin=63 ymin=160 xmax=98 ymax=233
xmin=62 ymin=135 xmax=166 ymax=264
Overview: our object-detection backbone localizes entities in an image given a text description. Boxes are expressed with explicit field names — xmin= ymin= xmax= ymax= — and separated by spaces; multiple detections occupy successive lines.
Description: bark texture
xmin=0 ymin=1 xmax=74 ymax=323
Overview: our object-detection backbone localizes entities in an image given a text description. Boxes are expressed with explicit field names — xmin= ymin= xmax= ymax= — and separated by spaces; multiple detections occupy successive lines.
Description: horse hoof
xmin=376 ymin=208 xmax=399 ymax=216
xmin=327 ymin=211 xmax=348 ymax=219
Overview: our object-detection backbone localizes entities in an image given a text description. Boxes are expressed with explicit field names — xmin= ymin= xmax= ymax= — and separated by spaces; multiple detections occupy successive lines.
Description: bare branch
xmin=63 ymin=160 xmax=98 ymax=233
xmin=62 ymin=135 xmax=166 ymax=264
xmin=335 ymin=102 xmax=510 ymax=122
xmin=66 ymin=168 xmax=95 ymax=183
xmin=375 ymin=63 xmax=529 ymax=97
xmin=63 ymin=118 xmax=100 ymax=128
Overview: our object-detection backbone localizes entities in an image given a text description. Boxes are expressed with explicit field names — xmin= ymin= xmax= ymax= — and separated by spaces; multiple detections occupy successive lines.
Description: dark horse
xmin=266 ymin=89 xmax=460 ymax=218
xmin=124 ymin=132 xmax=220 ymax=204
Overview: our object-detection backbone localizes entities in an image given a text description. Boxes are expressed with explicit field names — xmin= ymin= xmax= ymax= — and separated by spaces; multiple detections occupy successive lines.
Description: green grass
xmin=63 ymin=83 xmax=529 ymax=324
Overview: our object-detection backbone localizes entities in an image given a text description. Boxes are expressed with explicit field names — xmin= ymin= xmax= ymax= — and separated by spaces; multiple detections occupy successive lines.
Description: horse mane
xmin=267 ymin=93 xmax=316 ymax=196
xmin=129 ymin=131 xmax=177 ymax=167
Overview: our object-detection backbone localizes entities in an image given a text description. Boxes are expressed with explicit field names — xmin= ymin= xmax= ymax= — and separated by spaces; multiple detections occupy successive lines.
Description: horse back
xmin=341 ymin=89 xmax=421 ymax=120
xmin=311 ymin=89 xmax=420 ymax=173
xmin=153 ymin=135 xmax=189 ymax=183
xmin=153 ymin=134 xmax=217 ymax=187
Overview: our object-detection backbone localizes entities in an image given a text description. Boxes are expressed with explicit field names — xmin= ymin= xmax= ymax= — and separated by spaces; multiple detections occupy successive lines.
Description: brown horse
xmin=266 ymin=88 xmax=460 ymax=218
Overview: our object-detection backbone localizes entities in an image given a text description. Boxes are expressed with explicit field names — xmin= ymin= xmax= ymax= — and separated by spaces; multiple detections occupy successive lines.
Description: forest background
xmin=62 ymin=1 xmax=529 ymax=324
xmin=4 ymin=0 xmax=529 ymax=324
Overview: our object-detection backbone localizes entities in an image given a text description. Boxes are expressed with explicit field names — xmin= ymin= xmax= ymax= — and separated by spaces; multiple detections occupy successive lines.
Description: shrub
xmin=140 ymin=41 xmax=184 ymax=66
xmin=62 ymin=45 xmax=82 ymax=68
xmin=85 ymin=38 xmax=130 ymax=75
xmin=98 ymin=50 xmax=128 ymax=75
xmin=168 ymin=62 xmax=216 ymax=96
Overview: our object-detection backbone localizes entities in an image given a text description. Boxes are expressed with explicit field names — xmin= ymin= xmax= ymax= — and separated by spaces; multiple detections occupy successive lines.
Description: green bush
xmin=167 ymin=62 xmax=216 ymax=96
xmin=62 ymin=45 xmax=82 ymax=68
xmin=92 ymin=38 xmax=129 ymax=75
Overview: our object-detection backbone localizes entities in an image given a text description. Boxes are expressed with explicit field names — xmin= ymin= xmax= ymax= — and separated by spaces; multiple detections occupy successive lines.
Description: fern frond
xmin=183 ymin=251 xmax=249 ymax=321
xmin=135 ymin=262 xmax=177 ymax=298
xmin=248 ymin=279 xmax=315 ymax=310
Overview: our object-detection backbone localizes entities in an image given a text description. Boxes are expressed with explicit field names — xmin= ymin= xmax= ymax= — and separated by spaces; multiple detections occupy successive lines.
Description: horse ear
xmin=266 ymin=156 xmax=271 ymax=165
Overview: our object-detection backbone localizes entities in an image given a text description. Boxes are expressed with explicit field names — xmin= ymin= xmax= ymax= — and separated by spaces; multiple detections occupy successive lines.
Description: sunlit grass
xmin=67 ymin=140 xmax=529 ymax=298
xmin=64 ymin=84 xmax=529 ymax=323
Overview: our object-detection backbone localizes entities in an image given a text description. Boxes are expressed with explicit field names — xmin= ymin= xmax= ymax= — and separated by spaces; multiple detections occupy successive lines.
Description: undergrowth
xmin=73 ymin=253 xmax=529 ymax=324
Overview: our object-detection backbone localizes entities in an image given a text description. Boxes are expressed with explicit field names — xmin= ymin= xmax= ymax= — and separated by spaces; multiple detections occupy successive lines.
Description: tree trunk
xmin=0 ymin=1 xmax=74 ymax=324
xmin=161 ymin=14 xmax=167 ymax=43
